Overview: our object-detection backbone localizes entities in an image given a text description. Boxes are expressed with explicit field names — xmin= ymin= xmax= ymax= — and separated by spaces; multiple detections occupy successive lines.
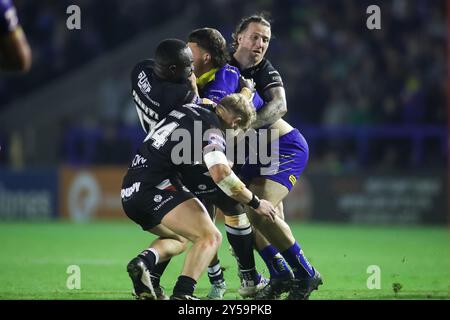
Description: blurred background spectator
xmin=0 ymin=0 xmax=447 ymax=172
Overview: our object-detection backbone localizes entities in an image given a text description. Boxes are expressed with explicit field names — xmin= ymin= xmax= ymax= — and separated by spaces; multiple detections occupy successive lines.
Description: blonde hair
xmin=219 ymin=93 xmax=256 ymax=131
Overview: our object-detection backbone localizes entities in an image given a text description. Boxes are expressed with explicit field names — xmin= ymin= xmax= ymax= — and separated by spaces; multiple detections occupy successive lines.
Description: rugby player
xmin=0 ymin=0 xmax=31 ymax=72
xmin=229 ymin=14 xmax=323 ymax=300
xmin=187 ymin=27 xmax=291 ymax=299
xmin=130 ymin=39 xmax=202 ymax=299
xmin=127 ymin=38 xmax=277 ymax=300
xmin=122 ymin=93 xmax=277 ymax=300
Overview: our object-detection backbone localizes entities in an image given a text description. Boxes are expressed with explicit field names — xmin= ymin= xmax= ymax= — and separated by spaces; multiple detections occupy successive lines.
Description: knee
xmin=246 ymin=210 xmax=264 ymax=229
xmin=211 ymin=228 xmax=222 ymax=250
xmin=178 ymin=236 xmax=189 ymax=252
xmin=199 ymin=227 xmax=222 ymax=251
xmin=173 ymin=234 xmax=189 ymax=246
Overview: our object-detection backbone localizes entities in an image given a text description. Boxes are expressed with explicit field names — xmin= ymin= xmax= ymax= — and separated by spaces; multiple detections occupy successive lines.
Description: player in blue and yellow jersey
xmin=187 ymin=27 xmax=270 ymax=299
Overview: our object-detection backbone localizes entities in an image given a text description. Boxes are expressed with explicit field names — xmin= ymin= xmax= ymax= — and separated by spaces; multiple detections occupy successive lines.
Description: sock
xmin=151 ymin=259 xmax=171 ymax=287
xmin=240 ymin=267 xmax=258 ymax=283
xmin=281 ymin=242 xmax=315 ymax=279
xmin=225 ymin=223 xmax=256 ymax=272
xmin=173 ymin=275 xmax=197 ymax=297
xmin=207 ymin=260 xmax=225 ymax=284
xmin=259 ymin=244 xmax=292 ymax=279
xmin=138 ymin=248 xmax=158 ymax=271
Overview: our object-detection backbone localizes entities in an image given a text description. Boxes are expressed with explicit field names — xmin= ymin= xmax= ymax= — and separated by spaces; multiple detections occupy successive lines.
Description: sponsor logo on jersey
xmin=137 ymin=71 xmax=152 ymax=94
xmin=168 ymin=110 xmax=186 ymax=119
xmin=272 ymin=76 xmax=282 ymax=82
xmin=153 ymin=196 xmax=174 ymax=211
xmin=153 ymin=195 xmax=162 ymax=202
xmin=121 ymin=182 xmax=141 ymax=198
xmin=198 ymin=184 xmax=207 ymax=190
xmin=131 ymin=154 xmax=147 ymax=168
xmin=289 ymin=174 xmax=297 ymax=186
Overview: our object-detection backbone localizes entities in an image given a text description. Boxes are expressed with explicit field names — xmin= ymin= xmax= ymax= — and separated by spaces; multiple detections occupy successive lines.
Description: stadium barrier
xmin=300 ymin=125 xmax=447 ymax=167
xmin=0 ymin=167 xmax=447 ymax=224
xmin=59 ymin=166 xmax=126 ymax=222
xmin=284 ymin=172 xmax=448 ymax=224
xmin=63 ymin=124 xmax=448 ymax=167
xmin=0 ymin=169 xmax=59 ymax=220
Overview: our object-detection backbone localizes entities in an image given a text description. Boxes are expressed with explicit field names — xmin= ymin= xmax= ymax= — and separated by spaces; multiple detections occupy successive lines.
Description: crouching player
xmin=121 ymin=93 xmax=277 ymax=299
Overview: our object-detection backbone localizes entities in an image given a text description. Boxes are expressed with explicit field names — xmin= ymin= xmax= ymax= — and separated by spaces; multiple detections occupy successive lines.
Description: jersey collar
xmin=196 ymin=68 xmax=219 ymax=89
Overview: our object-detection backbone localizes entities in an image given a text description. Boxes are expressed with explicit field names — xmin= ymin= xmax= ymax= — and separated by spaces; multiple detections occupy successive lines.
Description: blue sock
xmin=259 ymin=245 xmax=292 ymax=279
xmin=281 ymin=242 xmax=315 ymax=279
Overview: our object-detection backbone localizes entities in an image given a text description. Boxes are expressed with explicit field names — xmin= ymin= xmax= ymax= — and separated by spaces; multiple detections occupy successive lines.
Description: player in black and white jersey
xmin=130 ymin=39 xmax=202 ymax=300
xmin=128 ymin=38 xmax=267 ymax=300
xmin=130 ymin=39 xmax=199 ymax=133
xmin=0 ymin=0 xmax=31 ymax=72
xmin=229 ymin=14 xmax=322 ymax=300
xmin=122 ymin=93 xmax=277 ymax=300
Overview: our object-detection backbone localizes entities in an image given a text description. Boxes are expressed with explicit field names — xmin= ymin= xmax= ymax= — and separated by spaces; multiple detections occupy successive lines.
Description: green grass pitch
xmin=0 ymin=221 xmax=448 ymax=300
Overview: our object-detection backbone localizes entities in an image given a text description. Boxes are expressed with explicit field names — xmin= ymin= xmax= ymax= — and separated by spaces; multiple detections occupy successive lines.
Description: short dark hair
xmin=188 ymin=28 xmax=229 ymax=68
xmin=231 ymin=14 xmax=272 ymax=50
xmin=155 ymin=38 xmax=188 ymax=66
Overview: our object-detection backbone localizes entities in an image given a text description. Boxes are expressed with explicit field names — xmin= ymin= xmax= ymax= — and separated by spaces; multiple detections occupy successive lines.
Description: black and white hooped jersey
xmin=130 ymin=59 xmax=198 ymax=133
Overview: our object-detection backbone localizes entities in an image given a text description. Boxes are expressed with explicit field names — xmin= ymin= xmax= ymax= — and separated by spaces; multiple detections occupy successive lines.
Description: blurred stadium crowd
xmin=0 ymin=0 xmax=447 ymax=171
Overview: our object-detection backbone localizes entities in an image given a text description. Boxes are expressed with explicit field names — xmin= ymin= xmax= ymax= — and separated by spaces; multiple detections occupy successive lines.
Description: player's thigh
xmin=160 ymin=198 xmax=220 ymax=243
xmin=276 ymin=201 xmax=285 ymax=220
xmin=149 ymin=224 xmax=188 ymax=243
xmin=248 ymin=177 xmax=289 ymax=207
xmin=202 ymin=198 xmax=217 ymax=221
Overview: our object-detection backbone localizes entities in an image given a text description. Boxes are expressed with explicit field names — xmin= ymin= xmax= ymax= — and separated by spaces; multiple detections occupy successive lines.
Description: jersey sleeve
xmin=255 ymin=59 xmax=284 ymax=95
xmin=252 ymin=91 xmax=265 ymax=112
xmin=131 ymin=59 xmax=197 ymax=133
xmin=173 ymin=81 xmax=198 ymax=105
xmin=203 ymin=128 xmax=226 ymax=155
xmin=202 ymin=66 xmax=239 ymax=103
xmin=0 ymin=0 xmax=19 ymax=36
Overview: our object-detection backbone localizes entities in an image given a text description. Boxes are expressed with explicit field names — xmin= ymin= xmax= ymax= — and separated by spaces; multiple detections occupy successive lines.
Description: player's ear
xmin=168 ymin=64 xmax=177 ymax=75
xmin=233 ymin=117 xmax=242 ymax=129
xmin=237 ymin=33 xmax=244 ymax=44
xmin=203 ymin=52 xmax=211 ymax=64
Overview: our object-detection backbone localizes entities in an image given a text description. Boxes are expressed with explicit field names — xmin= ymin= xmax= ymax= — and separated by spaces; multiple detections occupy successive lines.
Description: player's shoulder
xmin=222 ymin=64 xmax=240 ymax=75
xmin=258 ymin=58 xmax=278 ymax=73
xmin=256 ymin=58 xmax=283 ymax=89
xmin=177 ymin=104 xmax=220 ymax=127
xmin=215 ymin=64 xmax=240 ymax=81
xmin=132 ymin=59 xmax=154 ymax=76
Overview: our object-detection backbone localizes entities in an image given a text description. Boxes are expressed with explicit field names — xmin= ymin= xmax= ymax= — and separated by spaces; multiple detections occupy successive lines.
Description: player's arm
xmin=0 ymin=1 xmax=32 ymax=73
xmin=203 ymin=146 xmax=276 ymax=221
xmin=252 ymin=86 xmax=287 ymax=129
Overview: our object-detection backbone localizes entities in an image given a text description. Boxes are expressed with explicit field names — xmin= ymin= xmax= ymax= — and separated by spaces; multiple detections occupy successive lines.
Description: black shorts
xmin=199 ymin=189 xmax=244 ymax=218
xmin=121 ymin=178 xmax=194 ymax=230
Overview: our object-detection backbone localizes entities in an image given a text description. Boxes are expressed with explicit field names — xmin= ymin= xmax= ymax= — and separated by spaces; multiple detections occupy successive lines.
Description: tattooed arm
xmin=252 ymin=86 xmax=287 ymax=129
